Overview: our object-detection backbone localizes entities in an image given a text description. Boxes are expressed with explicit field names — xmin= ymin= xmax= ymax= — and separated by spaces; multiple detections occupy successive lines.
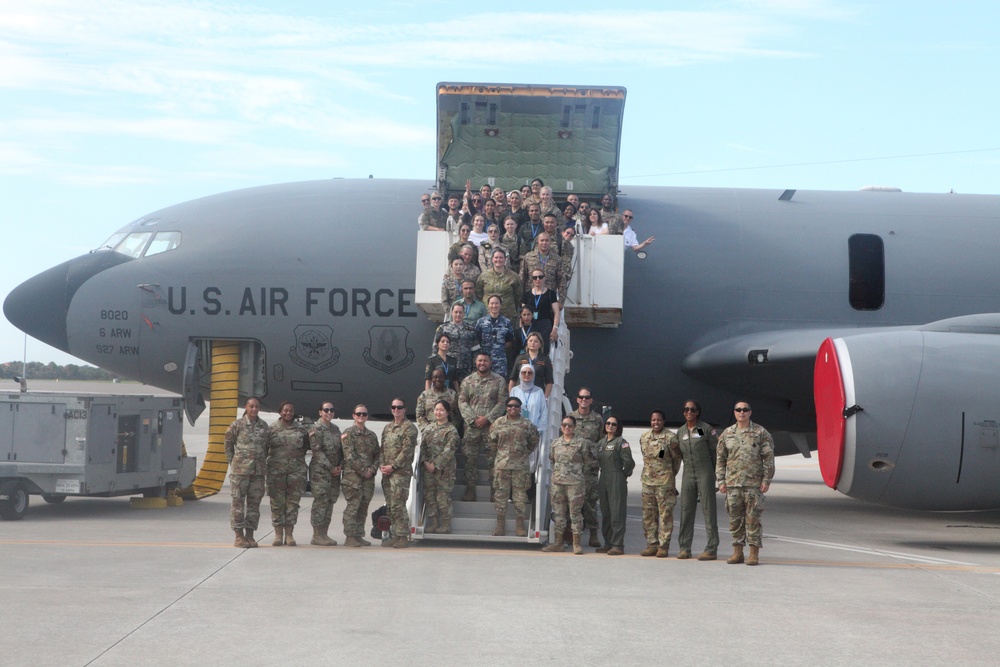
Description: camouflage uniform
xmin=568 ymin=409 xmax=604 ymax=532
xmin=677 ymin=421 xmax=720 ymax=555
xmin=549 ymin=436 xmax=592 ymax=538
xmin=478 ymin=240 xmax=505 ymax=274
xmin=308 ymin=420 xmax=343 ymax=529
xmin=597 ymin=436 xmax=635 ymax=549
xmin=451 ymin=298 xmax=487 ymax=326
xmin=419 ymin=208 xmax=447 ymax=231
xmin=458 ymin=371 xmax=508 ymax=488
xmin=380 ymin=419 xmax=418 ymax=540
xmin=639 ymin=429 xmax=681 ymax=549
xmin=473 ymin=315 xmax=514 ymax=379
xmin=225 ymin=415 xmax=269 ymax=531
xmin=421 ymin=421 xmax=460 ymax=529
xmin=433 ymin=320 xmax=477 ymax=380
xmin=341 ymin=426 xmax=381 ymax=539
xmin=716 ymin=422 xmax=775 ymax=548
xmin=441 ymin=272 xmax=465 ymax=312
xmin=603 ymin=209 xmax=624 ymax=235
xmin=500 ymin=233 xmax=522 ymax=271
xmin=476 ymin=268 xmax=522 ymax=320
xmin=415 ymin=387 xmax=457 ymax=429
xmin=519 ymin=249 xmax=566 ymax=302
xmin=489 ymin=416 xmax=540 ymax=518
xmin=265 ymin=422 xmax=309 ymax=526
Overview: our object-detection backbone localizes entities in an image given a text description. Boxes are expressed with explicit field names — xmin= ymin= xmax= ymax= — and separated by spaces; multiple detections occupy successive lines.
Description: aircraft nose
xmin=4 ymin=251 xmax=133 ymax=353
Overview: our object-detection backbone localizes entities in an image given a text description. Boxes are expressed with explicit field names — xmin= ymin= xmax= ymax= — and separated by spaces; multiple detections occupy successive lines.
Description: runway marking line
xmin=3 ymin=539 xmax=999 ymax=573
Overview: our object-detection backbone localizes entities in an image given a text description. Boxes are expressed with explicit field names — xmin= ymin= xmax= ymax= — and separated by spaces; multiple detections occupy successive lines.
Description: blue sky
xmin=2 ymin=0 xmax=999 ymax=364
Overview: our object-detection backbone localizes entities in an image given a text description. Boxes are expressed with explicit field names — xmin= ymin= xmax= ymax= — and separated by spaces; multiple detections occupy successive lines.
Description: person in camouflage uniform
xmin=458 ymin=352 xmax=508 ymax=502
xmin=476 ymin=248 xmax=522 ymax=321
xmin=601 ymin=193 xmax=624 ymax=235
xmin=452 ymin=280 xmax=487 ymax=325
xmin=419 ymin=192 xmax=447 ymax=231
xmin=308 ymin=402 xmax=343 ymax=546
xmin=434 ymin=302 xmax=478 ymax=384
xmin=542 ymin=416 xmax=594 ymax=555
xmin=225 ymin=396 xmax=269 ymax=548
xmin=639 ymin=410 xmax=682 ymax=558
xmin=421 ymin=399 xmax=460 ymax=533
xmin=488 ymin=397 xmax=540 ymax=538
xmin=416 ymin=368 xmax=457 ymax=430
xmin=379 ymin=398 xmax=418 ymax=548
xmin=341 ymin=404 xmax=381 ymax=547
xmin=519 ymin=233 xmax=566 ymax=303
xmin=716 ymin=402 xmax=775 ymax=566
xmin=266 ymin=401 xmax=309 ymax=546
xmin=568 ymin=387 xmax=604 ymax=547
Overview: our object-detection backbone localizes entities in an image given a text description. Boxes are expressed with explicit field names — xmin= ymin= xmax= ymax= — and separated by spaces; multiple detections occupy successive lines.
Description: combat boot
xmin=433 ymin=522 xmax=451 ymax=534
xmin=284 ymin=525 xmax=296 ymax=547
xmin=311 ymin=526 xmax=335 ymax=546
xmin=595 ymin=545 xmax=611 ymax=553
xmin=656 ymin=547 xmax=669 ymax=558
xmin=492 ymin=513 xmax=506 ymax=536
xmin=272 ymin=525 xmax=284 ymax=547
xmin=697 ymin=551 xmax=717 ymax=561
xmin=358 ymin=536 xmax=372 ymax=547
xmin=727 ymin=545 xmax=744 ymax=564
xmin=607 ymin=547 xmax=624 ymax=556
xmin=572 ymin=534 xmax=583 ymax=555
xmin=640 ymin=545 xmax=658 ymax=557
xmin=588 ymin=528 xmax=601 ymax=548
xmin=461 ymin=484 xmax=476 ymax=502
xmin=747 ymin=545 xmax=760 ymax=566
xmin=515 ymin=516 xmax=527 ymax=537
xmin=344 ymin=536 xmax=364 ymax=547
xmin=542 ymin=537 xmax=565 ymax=552
xmin=393 ymin=536 xmax=409 ymax=549
xmin=234 ymin=530 xmax=249 ymax=548
xmin=244 ymin=529 xmax=258 ymax=548
xmin=425 ymin=517 xmax=438 ymax=533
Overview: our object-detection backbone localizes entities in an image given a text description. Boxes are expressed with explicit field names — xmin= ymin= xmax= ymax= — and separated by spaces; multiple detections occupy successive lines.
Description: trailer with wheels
xmin=0 ymin=392 xmax=196 ymax=520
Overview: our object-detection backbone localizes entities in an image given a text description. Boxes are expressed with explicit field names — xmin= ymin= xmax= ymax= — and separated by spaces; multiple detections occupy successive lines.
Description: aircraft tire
xmin=41 ymin=493 xmax=67 ymax=504
xmin=0 ymin=481 xmax=29 ymax=521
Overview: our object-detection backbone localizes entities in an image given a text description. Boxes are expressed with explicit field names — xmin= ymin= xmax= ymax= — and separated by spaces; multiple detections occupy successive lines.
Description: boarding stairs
xmin=410 ymin=224 xmax=621 ymax=543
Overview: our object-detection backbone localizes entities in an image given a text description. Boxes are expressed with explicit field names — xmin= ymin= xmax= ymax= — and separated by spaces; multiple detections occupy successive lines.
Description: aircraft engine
xmin=815 ymin=332 xmax=1000 ymax=510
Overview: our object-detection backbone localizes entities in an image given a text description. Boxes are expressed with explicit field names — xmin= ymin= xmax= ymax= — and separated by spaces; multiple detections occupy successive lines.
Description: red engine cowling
xmin=815 ymin=331 xmax=1000 ymax=510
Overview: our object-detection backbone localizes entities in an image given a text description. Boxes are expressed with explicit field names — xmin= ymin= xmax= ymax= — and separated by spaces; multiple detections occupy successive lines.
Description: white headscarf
xmin=518 ymin=365 xmax=536 ymax=393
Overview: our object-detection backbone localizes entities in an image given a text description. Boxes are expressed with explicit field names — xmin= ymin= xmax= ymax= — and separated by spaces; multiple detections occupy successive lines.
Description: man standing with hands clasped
xmin=716 ymin=402 xmax=774 ymax=566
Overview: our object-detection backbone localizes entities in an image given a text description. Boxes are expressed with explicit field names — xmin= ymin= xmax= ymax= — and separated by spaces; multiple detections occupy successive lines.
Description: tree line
xmin=0 ymin=361 xmax=118 ymax=382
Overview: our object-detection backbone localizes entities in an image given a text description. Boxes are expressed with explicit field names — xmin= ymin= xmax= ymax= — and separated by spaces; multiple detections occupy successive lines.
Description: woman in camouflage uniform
xmin=542 ymin=415 xmax=594 ymax=555
xmin=421 ymin=400 xmax=460 ymax=534
xmin=266 ymin=401 xmax=309 ymax=546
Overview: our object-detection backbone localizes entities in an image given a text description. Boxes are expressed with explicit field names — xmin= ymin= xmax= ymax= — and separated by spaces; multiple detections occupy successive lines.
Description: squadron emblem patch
xmin=363 ymin=325 xmax=414 ymax=374
xmin=289 ymin=325 xmax=340 ymax=372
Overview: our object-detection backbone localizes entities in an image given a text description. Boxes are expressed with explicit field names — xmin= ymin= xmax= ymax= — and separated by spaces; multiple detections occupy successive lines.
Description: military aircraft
xmin=6 ymin=83 xmax=1000 ymax=512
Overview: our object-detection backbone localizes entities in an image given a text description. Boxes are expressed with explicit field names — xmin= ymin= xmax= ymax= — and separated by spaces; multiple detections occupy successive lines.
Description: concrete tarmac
xmin=2 ymin=382 xmax=999 ymax=665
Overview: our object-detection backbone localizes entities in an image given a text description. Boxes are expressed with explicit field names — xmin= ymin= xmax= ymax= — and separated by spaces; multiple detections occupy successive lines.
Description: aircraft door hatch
xmin=182 ymin=341 xmax=206 ymax=426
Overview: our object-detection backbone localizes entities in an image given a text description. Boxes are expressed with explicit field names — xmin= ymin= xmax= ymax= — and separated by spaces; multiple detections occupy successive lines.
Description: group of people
xmin=225 ymin=396 xmax=417 ymax=550
xmin=225 ymin=387 xmax=775 ymax=564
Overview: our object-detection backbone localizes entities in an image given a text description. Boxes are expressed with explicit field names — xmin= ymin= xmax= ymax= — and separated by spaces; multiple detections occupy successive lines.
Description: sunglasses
xmin=606 ymin=422 xmax=618 ymax=427
xmin=561 ymin=423 xmax=574 ymax=428
xmin=506 ymin=404 xmax=521 ymax=409
xmin=354 ymin=411 xmax=368 ymax=417
xmin=734 ymin=407 xmax=751 ymax=413
xmin=391 ymin=405 xmax=405 ymax=410
xmin=682 ymin=407 xmax=698 ymax=413
xmin=531 ymin=275 xmax=544 ymax=280
xmin=321 ymin=407 xmax=334 ymax=413
xmin=577 ymin=395 xmax=592 ymax=400
xmin=622 ymin=214 xmax=633 ymax=219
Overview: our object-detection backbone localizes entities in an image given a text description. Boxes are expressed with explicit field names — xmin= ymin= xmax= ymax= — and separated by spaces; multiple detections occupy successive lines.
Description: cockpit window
xmin=144 ymin=231 xmax=181 ymax=257
xmin=97 ymin=232 xmax=127 ymax=252
xmin=115 ymin=232 xmax=153 ymax=259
